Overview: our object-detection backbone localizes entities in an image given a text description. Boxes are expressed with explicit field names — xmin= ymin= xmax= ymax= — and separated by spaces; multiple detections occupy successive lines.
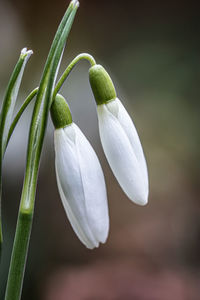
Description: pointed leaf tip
xmin=71 ymin=0 xmax=79 ymax=8
xmin=20 ymin=48 xmax=33 ymax=60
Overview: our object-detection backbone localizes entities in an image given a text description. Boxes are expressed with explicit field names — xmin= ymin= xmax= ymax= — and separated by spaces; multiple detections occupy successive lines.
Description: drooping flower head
xmin=51 ymin=94 xmax=109 ymax=249
xmin=89 ymin=65 xmax=149 ymax=206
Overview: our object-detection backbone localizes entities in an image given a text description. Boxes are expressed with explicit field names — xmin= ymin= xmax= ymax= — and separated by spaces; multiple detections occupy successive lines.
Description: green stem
xmin=0 ymin=89 xmax=37 ymax=262
xmin=0 ymin=50 xmax=32 ymax=259
xmin=0 ymin=51 xmax=32 ymax=157
xmin=6 ymin=88 xmax=38 ymax=148
xmin=4 ymin=212 xmax=33 ymax=300
xmin=5 ymin=2 xmax=79 ymax=299
xmin=53 ymin=53 xmax=96 ymax=101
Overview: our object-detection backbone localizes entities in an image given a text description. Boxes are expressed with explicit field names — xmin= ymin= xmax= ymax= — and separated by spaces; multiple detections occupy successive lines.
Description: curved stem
xmin=53 ymin=53 xmax=96 ymax=101
xmin=6 ymin=88 xmax=38 ymax=148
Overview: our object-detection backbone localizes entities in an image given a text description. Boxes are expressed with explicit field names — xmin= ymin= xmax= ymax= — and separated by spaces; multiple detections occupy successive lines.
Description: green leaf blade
xmin=0 ymin=48 xmax=33 ymax=157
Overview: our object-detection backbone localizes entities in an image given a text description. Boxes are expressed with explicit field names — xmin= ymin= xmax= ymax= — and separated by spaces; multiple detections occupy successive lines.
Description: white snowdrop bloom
xmin=89 ymin=65 xmax=149 ymax=206
xmin=97 ymin=98 xmax=148 ymax=205
xmin=51 ymin=94 xmax=109 ymax=249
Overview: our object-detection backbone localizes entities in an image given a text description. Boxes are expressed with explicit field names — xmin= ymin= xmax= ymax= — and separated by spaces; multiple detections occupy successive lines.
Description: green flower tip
xmin=20 ymin=48 xmax=33 ymax=60
xmin=89 ymin=64 xmax=117 ymax=105
xmin=51 ymin=94 xmax=72 ymax=129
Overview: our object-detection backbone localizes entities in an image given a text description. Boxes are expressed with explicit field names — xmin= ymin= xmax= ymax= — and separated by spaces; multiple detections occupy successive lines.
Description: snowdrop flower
xmin=50 ymin=94 xmax=109 ymax=249
xmin=89 ymin=65 xmax=149 ymax=206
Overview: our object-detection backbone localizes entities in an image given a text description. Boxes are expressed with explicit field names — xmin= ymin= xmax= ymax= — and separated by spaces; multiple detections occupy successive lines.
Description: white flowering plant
xmin=0 ymin=1 xmax=149 ymax=299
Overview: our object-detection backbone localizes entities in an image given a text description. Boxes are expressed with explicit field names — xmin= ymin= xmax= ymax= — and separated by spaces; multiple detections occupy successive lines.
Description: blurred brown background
xmin=1 ymin=0 xmax=200 ymax=299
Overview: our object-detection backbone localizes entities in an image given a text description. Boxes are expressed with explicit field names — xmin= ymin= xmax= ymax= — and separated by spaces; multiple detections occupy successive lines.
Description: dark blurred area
xmin=1 ymin=0 xmax=200 ymax=299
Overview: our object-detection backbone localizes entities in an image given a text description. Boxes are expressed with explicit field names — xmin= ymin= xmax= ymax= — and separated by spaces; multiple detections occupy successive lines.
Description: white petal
xmin=107 ymin=98 xmax=148 ymax=194
xmin=54 ymin=123 xmax=109 ymax=248
xmin=97 ymin=101 xmax=148 ymax=205
xmin=75 ymin=125 xmax=109 ymax=244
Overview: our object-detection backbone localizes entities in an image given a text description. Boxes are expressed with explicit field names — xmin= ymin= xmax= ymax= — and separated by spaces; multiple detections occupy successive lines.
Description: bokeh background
xmin=1 ymin=0 xmax=200 ymax=299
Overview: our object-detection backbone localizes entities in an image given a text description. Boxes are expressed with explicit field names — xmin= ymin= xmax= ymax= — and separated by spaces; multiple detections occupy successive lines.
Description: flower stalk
xmin=0 ymin=48 xmax=33 ymax=260
xmin=6 ymin=88 xmax=38 ymax=147
xmin=4 ymin=1 xmax=79 ymax=299
xmin=53 ymin=53 xmax=96 ymax=100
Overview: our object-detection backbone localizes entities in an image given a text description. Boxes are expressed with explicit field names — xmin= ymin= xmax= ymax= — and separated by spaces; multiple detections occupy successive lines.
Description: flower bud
xmin=51 ymin=94 xmax=109 ymax=249
xmin=97 ymin=98 xmax=149 ymax=206
xmin=51 ymin=94 xmax=72 ymax=129
xmin=54 ymin=123 xmax=109 ymax=249
xmin=89 ymin=64 xmax=116 ymax=105
xmin=89 ymin=65 xmax=149 ymax=206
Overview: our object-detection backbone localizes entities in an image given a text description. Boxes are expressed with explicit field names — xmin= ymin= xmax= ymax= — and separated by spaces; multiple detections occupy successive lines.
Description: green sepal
xmin=89 ymin=64 xmax=116 ymax=105
xmin=51 ymin=94 xmax=72 ymax=128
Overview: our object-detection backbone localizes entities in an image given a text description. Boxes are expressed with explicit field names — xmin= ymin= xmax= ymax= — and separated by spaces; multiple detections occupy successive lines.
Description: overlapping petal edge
xmin=97 ymin=98 xmax=149 ymax=206
xmin=54 ymin=123 xmax=109 ymax=249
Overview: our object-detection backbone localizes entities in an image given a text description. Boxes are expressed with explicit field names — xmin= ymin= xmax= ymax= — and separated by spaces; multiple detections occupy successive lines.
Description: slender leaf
xmin=0 ymin=48 xmax=33 ymax=157
xmin=5 ymin=2 xmax=79 ymax=299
